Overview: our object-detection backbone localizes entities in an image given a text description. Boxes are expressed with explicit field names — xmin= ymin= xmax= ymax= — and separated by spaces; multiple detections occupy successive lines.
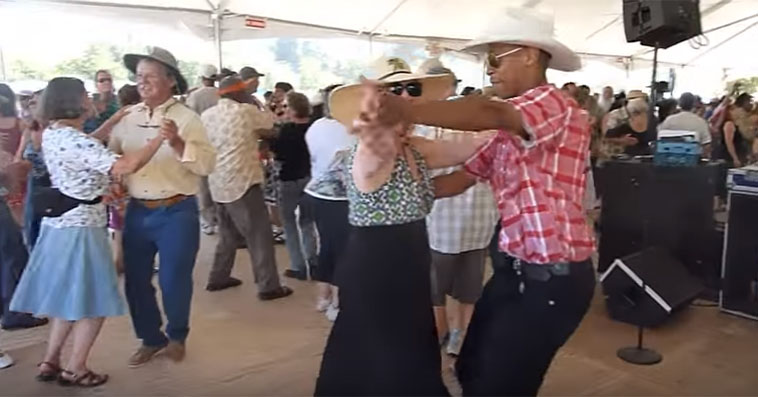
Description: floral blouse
xmin=42 ymin=126 xmax=118 ymax=228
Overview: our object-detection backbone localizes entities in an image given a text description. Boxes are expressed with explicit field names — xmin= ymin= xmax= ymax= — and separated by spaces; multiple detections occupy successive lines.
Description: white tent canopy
xmin=3 ymin=0 xmax=757 ymax=69
xmin=1 ymin=0 xmax=757 ymax=96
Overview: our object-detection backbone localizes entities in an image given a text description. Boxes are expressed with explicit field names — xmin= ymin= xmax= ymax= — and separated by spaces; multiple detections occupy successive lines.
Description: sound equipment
xmin=598 ymin=160 xmax=723 ymax=294
xmin=623 ymin=0 xmax=702 ymax=49
xmin=721 ymin=169 xmax=758 ymax=320
xmin=601 ymin=247 xmax=704 ymax=327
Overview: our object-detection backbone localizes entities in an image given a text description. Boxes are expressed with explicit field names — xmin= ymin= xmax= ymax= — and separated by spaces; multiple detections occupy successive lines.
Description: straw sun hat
xmin=329 ymin=56 xmax=455 ymax=128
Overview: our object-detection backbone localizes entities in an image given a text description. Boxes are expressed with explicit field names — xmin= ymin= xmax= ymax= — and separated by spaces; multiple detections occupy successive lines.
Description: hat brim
xmin=329 ymin=74 xmax=454 ymax=128
xmin=462 ymin=37 xmax=581 ymax=72
xmin=124 ymin=53 xmax=189 ymax=95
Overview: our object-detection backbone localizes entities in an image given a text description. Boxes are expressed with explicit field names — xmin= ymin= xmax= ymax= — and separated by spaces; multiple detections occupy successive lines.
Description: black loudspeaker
xmin=598 ymin=160 xmax=722 ymax=292
xmin=601 ymin=247 xmax=704 ymax=327
xmin=721 ymin=191 xmax=758 ymax=320
xmin=623 ymin=0 xmax=702 ymax=49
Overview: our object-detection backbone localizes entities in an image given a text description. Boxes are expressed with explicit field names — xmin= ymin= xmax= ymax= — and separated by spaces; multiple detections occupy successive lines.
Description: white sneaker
xmin=446 ymin=329 xmax=463 ymax=356
xmin=201 ymin=222 xmax=216 ymax=235
xmin=316 ymin=298 xmax=331 ymax=312
xmin=325 ymin=305 xmax=340 ymax=322
xmin=0 ymin=351 xmax=14 ymax=369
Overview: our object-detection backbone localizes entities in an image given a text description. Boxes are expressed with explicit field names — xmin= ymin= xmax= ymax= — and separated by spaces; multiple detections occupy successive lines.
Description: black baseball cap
xmin=239 ymin=67 xmax=265 ymax=81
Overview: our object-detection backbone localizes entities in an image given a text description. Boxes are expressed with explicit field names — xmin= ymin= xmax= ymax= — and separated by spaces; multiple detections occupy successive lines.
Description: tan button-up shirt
xmin=202 ymin=98 xmax=275 ymax=203
xmin=109 ymin=98 xmax=216 ymax=200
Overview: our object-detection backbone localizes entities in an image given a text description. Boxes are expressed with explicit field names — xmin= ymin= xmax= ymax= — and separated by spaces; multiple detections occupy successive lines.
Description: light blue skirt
xmin=10 ymin=225 xmax=126 ymax=321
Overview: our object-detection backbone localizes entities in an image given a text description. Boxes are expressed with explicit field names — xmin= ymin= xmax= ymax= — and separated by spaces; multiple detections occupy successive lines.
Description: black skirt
xmin=304 ymin=195 xmax=350 ymax=284
xmin=315 ymin=220 xmax=449 ymax=396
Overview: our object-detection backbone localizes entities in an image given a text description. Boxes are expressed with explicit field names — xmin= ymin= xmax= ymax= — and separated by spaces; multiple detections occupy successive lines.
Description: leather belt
xmin=136 ymin=194 xmax=189 ymax=209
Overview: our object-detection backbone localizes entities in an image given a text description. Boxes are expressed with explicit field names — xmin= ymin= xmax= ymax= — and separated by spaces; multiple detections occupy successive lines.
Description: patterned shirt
xmin=415 ymin=126 xmax=499 ymax=254
xmin=42 ymin=126 xmax=119 ymax=228
xmin=109 ymin=98 xmax=216 ymax=200
xmin=346 ymin=145 xmax=434 ymax=227
xmin=304 ymin=118 xmax=356 ymax=201
xmin=465 ymin=85 xmax=595 ymax=264
xmin=202 ymin=98 xmax=274 ymax=203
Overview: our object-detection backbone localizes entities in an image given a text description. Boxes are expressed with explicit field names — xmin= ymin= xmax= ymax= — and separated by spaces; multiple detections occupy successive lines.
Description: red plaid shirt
xmin=465 ymin=85 xmax=595 ymax=264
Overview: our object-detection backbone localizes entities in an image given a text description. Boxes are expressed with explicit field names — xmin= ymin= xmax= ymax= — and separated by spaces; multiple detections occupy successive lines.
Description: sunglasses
xmin=137 ymin=102 xmax=179 ymax=128
xmin=98 ymin=78 xmax=112 ymax=83
xmin=387 ymin=82 xmax=423 ymax=97
xmin=487 ymin=47 xmax=523 ymax=69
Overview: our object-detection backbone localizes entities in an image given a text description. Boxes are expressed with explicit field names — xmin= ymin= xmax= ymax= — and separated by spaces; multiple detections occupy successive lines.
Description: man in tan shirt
xmin=108 ymin=47 xmax=216 ymax=368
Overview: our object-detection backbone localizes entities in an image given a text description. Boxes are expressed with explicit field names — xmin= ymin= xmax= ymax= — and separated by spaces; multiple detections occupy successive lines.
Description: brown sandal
xmin=58 ymin=370 xmax=109 ymax=388
xmin=35 ymin=361 xmax=61 ymax=382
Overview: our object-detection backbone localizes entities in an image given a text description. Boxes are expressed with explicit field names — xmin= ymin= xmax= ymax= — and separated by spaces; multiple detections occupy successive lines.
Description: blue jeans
xmin=123 ymin=197 xmax=199 ymax=347
xmin=0 ymin=198 xmax=34 ymax=327
xmin=23 ymin=174 xmax=49 ymax=250
xmin=278 ymin=178 xmax=318 ymax=273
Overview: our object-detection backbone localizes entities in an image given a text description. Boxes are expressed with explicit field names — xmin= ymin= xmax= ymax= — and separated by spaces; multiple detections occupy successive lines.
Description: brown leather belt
xmin=136 ymin=194 xmax=189 ymax=209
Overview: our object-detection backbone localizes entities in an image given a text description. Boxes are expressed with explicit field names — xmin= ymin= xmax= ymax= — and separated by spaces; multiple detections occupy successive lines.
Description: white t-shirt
xmin=658 ymin=111 xmax=712 ymax=145
xmin=304 ymin=118 xmax=355 ymax=183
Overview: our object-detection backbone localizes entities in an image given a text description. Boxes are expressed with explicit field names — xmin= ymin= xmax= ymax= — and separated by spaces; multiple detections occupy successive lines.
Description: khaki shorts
xmin=430 ymin=249 xmax=486 ymax=306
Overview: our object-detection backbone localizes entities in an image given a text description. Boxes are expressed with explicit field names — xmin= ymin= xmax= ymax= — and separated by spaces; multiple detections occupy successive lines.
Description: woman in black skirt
xmin=315 ymin=58 xmax=492 ymax=396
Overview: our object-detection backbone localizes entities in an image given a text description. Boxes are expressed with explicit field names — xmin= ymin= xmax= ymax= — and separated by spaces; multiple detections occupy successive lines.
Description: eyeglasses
xmin=487 ymin=47 xmax=523 ymax=69
xmin=97 ymin=78 xmax=113 ymax=84
xmin=387 ymin=81 xmax=423 ymax=97
xmin=137 ymin=101 xmax=179 ymax=128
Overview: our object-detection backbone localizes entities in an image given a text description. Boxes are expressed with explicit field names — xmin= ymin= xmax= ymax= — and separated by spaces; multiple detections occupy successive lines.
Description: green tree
xmin=272 ymin=38 xmax=300 ymax=72
xmin=54 ymin=43 xmax=126 ymax=81
xmin=726 ymin=77 xmax=758 ymax=95
xmin=10 ymin=59 xmax=44 ymax=80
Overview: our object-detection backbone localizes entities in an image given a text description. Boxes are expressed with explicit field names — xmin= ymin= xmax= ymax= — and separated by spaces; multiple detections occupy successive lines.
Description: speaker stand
xmin=617 ymin=282 xmax=663 ymax=365
xmin=649 ymin=43 xmax=659 ymax=103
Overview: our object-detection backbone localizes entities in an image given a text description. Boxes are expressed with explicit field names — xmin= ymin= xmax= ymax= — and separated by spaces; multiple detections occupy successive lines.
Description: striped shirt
xmin=465 ymin=85 xmax=595 ymax=264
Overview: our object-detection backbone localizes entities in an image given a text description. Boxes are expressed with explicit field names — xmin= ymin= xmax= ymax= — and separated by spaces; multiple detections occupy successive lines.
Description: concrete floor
xmin=2 ymin=233 xmax=758 ymax=396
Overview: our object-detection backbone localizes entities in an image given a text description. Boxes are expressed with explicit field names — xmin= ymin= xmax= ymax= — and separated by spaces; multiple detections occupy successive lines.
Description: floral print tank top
xmin=346 ymin=144 xmax=435 ymax=227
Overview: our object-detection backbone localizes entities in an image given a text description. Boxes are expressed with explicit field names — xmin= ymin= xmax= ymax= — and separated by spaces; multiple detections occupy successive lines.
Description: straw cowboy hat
xmin=626 ymin=90 xmax=648 ymax=101
xmin=462 ymin=7 xmax=581 ymax=72
xmin=329 ymin=56 xmax=455 ymax=128
xmin=123 ymin=46 xmax=188 ymax=95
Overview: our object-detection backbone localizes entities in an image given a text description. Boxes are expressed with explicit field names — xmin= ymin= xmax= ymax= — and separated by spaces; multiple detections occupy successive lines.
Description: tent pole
xmin=213 ymin=12 xmax=223 ymax=70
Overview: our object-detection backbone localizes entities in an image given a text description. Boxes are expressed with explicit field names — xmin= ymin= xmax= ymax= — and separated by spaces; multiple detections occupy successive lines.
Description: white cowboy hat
xmin=462 ymin=8 xmax=581 ymax=72
xmin=329 ymin=56 xmax=454 ymax=128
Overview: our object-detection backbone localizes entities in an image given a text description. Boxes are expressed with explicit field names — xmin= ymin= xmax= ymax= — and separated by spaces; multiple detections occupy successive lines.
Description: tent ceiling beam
xmin=685 ymin=20 xmax=758 ymax=66
xmin=368 ymin=0 xmax=409 ymax=36
xmin=2 ymin=0 xmax=210 ymax=15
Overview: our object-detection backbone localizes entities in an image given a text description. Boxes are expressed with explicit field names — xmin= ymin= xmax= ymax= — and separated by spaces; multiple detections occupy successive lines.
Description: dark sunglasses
xmin=98 ymin=78 xmax=113 ymax=83
xmin=487 ymin=47 xmax=523 ymax=69
xmin=387 ymin=82 xmax=423 ymax=97
xmin=137 ymin=102 xmax=179 ymax=128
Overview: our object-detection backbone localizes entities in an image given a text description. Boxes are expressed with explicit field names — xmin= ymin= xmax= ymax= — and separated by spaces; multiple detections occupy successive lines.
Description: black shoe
xmin=2 ymin=317 xmax=49 ymax=331
xmin=258 ymin=286 xmax=294 ymax=301
xmin=308 ymin=266 xmax=319 ymax=281
xmin=206 ymin=277 xmax=243 ymax=292
xmin=283 ymin=269 xmax=307 ymax=281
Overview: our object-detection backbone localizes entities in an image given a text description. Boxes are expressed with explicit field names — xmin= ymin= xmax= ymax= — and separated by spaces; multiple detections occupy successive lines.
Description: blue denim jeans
xmin=23 ymin=174 xmax=49 ymax=250
xmin=277 ymin=178 xmax=318 ymax=274
xmin=123 ymin=197 xmax=199 ymax=347
xmin=0 ymin=198 xmax=33 ymax=327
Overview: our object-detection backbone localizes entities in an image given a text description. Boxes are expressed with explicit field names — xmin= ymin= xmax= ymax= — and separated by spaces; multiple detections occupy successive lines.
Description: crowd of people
xmin=0 ymin=5 xmax=757 ymax=396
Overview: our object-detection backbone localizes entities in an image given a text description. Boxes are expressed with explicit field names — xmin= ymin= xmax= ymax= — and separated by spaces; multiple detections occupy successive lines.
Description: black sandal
xmin=35 ymin=361 xmax=61 ymax=382
xmin=58 ymin=370 xmax=109 ymax=388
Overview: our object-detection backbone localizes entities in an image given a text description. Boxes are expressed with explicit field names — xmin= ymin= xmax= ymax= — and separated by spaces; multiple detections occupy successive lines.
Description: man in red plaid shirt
xmin=370 ymin=8 xmax=596 ymax=396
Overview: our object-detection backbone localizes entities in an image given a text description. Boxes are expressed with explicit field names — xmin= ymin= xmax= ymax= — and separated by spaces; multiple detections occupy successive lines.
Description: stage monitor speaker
xmin=623 ymin=0 xmax=702 ymax=49
xmin=601 ymin=247 xmax=704 ymax=327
